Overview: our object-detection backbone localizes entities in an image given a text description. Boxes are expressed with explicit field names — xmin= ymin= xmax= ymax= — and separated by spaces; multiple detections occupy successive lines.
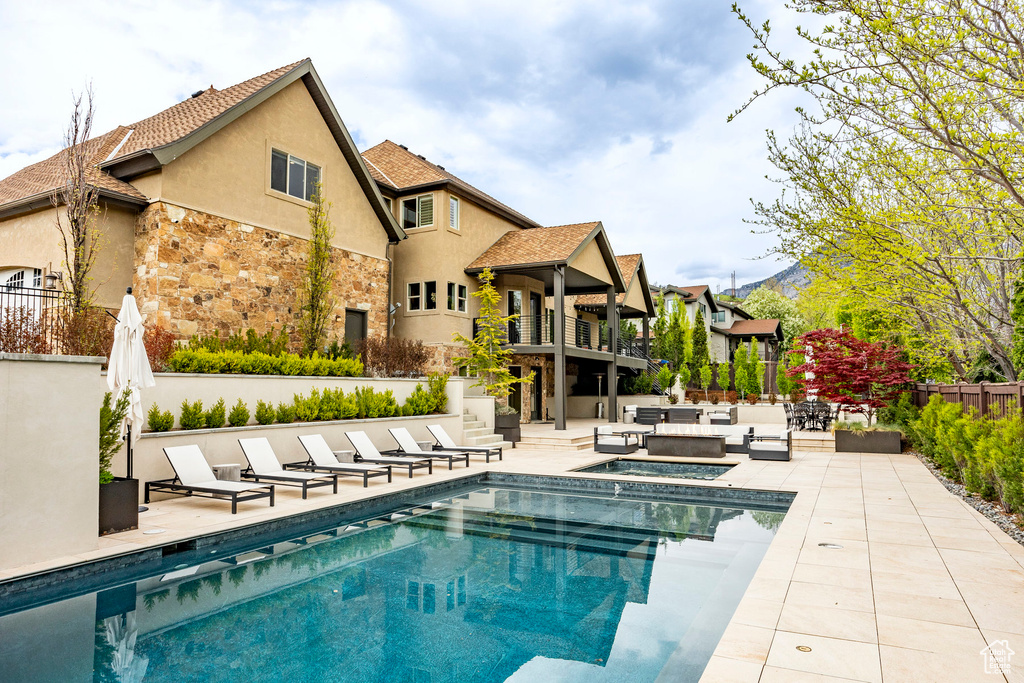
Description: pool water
xmin=579 ymin=459 xmax=733 ymax=480
xmin=0 ymin=484 xmax=787 ymax=683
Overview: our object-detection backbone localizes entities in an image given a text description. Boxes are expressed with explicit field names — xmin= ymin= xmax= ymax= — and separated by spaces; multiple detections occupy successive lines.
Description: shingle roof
xmin=467 ymin=222 xmax=599 ymax=270
xmin=575 ymin=254 xmax=642 ymax=306
xmin=362 ymin=140 xmax=540 ymax=228
xmin=0 ymin=127 xmax=148 ymax=206
xmin=0 ymin=60 xmax=306 ymax=210
xmin=719 ymin=319 xmax=782 ymax=336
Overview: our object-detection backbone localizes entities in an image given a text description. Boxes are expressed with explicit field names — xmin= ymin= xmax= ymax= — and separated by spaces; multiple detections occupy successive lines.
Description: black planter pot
xmin=834 ymin=429 xmax=902 ymax=454
xmin=99 ymin=477 xmax=139 ymax=536
xmin=494 ymin=413 xmax=521 ymax=444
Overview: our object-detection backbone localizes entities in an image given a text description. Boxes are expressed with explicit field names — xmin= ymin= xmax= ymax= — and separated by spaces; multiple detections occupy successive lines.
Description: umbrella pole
xmin=126 ymin=424 xmax=132 ymax=480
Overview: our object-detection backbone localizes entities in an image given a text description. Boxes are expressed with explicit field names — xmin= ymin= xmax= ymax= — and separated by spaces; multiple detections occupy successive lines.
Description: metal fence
xmin=912 ymin=382 xmax=1024 ymax=416
xmin=0 ymin=286 xmax=72 ymax=354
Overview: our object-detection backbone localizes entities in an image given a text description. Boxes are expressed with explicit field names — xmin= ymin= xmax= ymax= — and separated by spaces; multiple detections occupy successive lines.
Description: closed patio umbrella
xmin=107 ymin=287 xmax=156 ymax=480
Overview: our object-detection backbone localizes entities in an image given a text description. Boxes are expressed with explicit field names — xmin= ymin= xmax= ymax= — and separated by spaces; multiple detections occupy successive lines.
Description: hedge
xmin=167 ymin=349 xmax=363 ymax=377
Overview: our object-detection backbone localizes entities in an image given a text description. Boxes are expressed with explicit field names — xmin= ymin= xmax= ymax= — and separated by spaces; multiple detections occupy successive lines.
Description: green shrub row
xmin=145 ymin=380 xmax=450 ymax=432
xmin=912 ymin=395 xmax=1024 ymax=514
xmin=167 ymin=348 xmax=363 ymax=377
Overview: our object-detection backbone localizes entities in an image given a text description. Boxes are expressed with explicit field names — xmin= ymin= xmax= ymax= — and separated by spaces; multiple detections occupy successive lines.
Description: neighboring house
xmin=362 ymin=143 xmax=652 ymax=429
xmin=0 ymin=59 xmax=403 ymax=345
xmin=649 ymin=285 xmax=784 ymax=362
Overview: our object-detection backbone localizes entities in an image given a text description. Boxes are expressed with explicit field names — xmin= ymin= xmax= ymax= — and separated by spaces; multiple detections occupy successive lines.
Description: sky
xmin=0 ymin=0 xmax=809 ymax=292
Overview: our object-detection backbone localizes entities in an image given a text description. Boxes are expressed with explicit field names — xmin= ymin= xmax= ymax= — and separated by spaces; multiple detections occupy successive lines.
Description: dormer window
xmin=449 ymin=196 xmax=460 ymax=230
xmin=271 ymin=149 xmax=320 ymax=201
xmin=401 ymin=194 xmax=434 ymax=230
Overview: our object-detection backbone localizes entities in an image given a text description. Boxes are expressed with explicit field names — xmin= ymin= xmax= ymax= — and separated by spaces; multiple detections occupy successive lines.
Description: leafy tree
xmin=297 ymin=182 xmax=335 ymax=357
xmin=619 ymin=318 xmax=638 ymax=343
xmin=99 ymin=390 xmax=130 ymax=484
xmin=651 ymin=292 xmax=669 ymax=360
xmin=1014 ymin=273 xmax=1024 ymax=376
xmin=741 ymin=286 xmax=804 ymax=349
xmin=691 ymin=310 xmax=709 ymax=377
xmin=699 ymin=363 xmax=713 ymax=402
xmin=656 ymin=365 xmax=678 ymax=400
xmin=787 ymin=328 xmax=913 ymax=425
xmin=733 ymin=0 xmax=1024 ymax=379
xmin=664 ymin=298 xmax=692 ymax=370
xmin=453 ymin=268 xmax=533 ymax=405
xmin=733 ymin=343 xmax=749 ymax=400
xmin=775 ymin=360 xmax=793 ymax=399
xmin=717 ymin=362 xmax=731 ymax=394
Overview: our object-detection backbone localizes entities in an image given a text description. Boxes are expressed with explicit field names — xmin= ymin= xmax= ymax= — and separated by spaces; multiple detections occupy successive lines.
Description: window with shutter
xmin=449 ymin=197 xmax=459 ymax=229
xmin=419 ymin=195 xmax=433 ymax=227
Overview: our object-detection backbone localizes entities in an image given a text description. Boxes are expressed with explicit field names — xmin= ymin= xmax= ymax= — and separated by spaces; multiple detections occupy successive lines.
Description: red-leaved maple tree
xmin=786 ymin=328 xmax=912 ymax=425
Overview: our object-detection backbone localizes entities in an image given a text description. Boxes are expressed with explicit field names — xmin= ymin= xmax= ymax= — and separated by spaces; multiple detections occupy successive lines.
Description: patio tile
xmin=712 ymin=622 xmax=776 ymax=664
xmin=957 ymin=580 xmax=1024 ymax=635
xmin=797 ymin=545 xmax=870 ymax=571
xmin=729 ymin=597 xmax=784 ymax=629
xmin=876 ymin=614 xmax=989 ymax=653
xmin=776 ymin=603 xmax=877 ymax=643
xmin=785 ymin=581 xmax=874 ymax=613
xmin=696 ymin=655 xmax=763 ymax=682
xmin=869 ymin=569 xmax=961 ymax=600
xmin=878 ymin=644 xmax=994 ymax=683
xmin=765 ymin=631 xmax=881 ymax=683
xmin=979 ymin=631 xmax=1024 ymax=683
xmin=758 ymin=665 xmax=868 ymax=682
xmin=873 ymin=590 xmax=976 ymax=628
xmin=790 ymin=563 xmax=872 ymax=591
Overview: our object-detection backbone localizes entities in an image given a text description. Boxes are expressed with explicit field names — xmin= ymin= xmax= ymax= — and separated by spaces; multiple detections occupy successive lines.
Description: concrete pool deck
xmin=3 ymin=427 xmax=1022 ymax=682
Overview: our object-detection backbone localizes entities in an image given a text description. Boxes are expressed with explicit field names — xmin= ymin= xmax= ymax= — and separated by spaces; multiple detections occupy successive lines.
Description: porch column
xmin=642 ymin=315 xmax=650 ymax=357
xmin=553 ymin=266 xmax=567 ymax=430
xmin=607 ymin=287 xmax=618 ymax=423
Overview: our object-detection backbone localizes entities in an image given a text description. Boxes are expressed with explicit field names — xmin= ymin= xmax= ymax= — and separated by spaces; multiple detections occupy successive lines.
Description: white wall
xmin=0 ymin=354 xmax=104 ymax=571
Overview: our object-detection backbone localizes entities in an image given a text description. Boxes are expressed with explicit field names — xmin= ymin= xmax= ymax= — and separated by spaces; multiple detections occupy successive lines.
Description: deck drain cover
xmin=818 ymin=542 xmax=843 ymax=549
xmin=796 ymin=646 xmax=812 ymax=652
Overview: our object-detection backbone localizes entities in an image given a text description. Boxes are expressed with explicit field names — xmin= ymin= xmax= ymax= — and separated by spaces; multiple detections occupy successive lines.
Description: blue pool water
xmin=578 ymin=459 xmax=733 ymax=480
xmin=0 ymin=483 xmax=787 ymax=682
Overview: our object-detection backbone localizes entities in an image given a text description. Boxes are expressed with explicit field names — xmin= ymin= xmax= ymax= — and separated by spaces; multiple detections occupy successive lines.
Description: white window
xmin=424 ymin=281 xmax=437 ymax=310
xmin=449 ymin=196 xmax=460 ymax=230
xmin=458 ymin=284 xmax=467 ymax=313
xmin=271 ymin=149 xmax=320 ymax=202
xmin=401 ymin=194 xmax=434 ymax=230
xmin=447 ymin=282 xmax=456 ymax=311
xmin=408 ymin=283 xmax=421 ymax=311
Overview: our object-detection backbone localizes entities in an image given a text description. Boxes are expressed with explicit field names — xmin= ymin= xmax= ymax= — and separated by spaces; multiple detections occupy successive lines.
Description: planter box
xmin=494 ymin=413 xmax=521 ymax=444
xmin=834 ymin=430 xmax=902 ymax=454
xmin=99 ymin=477 xmax=139 ymax=536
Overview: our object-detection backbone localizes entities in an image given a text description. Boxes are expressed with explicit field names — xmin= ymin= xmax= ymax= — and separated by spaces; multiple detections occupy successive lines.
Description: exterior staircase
xmin=462 ymin=410 xmax=513 ymax=451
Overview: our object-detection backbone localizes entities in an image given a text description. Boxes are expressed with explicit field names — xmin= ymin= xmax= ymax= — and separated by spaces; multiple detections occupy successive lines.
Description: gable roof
xmin=362 ymin=140 xmax=540 ymax=229
xmin=467 ymin=222 xmax=599 ymax=270
xmin=467 ymin=221 xmax=626 ymax=291
xmin=651 ymin=284 xmax=720 ymax=313
xmin=0 ymin=60 xmax=405 ymax=241
xmin=715 ymin=299 xmax=752 ymax=319
xmin=575 ymin=254 xmax=639 ymax=304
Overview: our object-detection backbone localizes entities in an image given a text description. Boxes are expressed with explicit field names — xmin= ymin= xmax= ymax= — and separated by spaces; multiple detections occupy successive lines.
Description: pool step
xmin=516 ymin=434 xmax=594 ymax=451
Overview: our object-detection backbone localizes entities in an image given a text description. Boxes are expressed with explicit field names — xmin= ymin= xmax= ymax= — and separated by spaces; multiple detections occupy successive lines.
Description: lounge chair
xmin=593 ymin=426 xmax=640 ymax=454
xmin=427 ymin=424 xmax=503 ymax=462
xmin=387 ymin=427 xmax=470 ymax=469
xmin=146 ymin=445 xmax=275 ymax=514
xmin=295 ymin=434 xmax=393 ymax=487
xmin=345 ymin=431 xmax=433 ymax=478
xmin=749 ymin=430 xmax=793 ymax=461
xmin=667 ymin=407 xmax=700 ymax=424
xmin=237 ymin=437 xmax=338 ymax=498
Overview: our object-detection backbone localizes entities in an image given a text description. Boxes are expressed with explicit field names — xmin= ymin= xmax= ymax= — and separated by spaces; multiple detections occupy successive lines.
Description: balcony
xmin=472 ymin=315 xmax=649 ymax=364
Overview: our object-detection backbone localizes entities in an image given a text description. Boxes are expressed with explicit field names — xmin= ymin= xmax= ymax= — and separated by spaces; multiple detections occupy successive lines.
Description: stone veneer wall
xmin=509 ymin=353 xmax=552 ymax=423
xmin=134 ymin=202 xmax=388 ymax=343
xmin=421 ymin=342 xmax=467 ymax=375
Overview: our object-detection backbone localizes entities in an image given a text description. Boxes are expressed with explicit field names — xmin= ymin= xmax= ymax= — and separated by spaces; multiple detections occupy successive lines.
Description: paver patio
xmin=3 ymin=422 xmax=1021 ymax=682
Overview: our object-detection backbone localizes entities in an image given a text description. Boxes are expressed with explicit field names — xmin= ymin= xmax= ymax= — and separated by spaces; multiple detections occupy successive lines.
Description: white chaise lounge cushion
xmin=346 ymin=431 xmax=430 ymax=464
xmin=163 ymin=444 xmax=266 ymax=492
xmin=427 ymin=424 xmax=458 ymax=449
xmin=389 ymin=427 xmax=466 ymax=457
xmin=297 ymin=434 xmax=387 ymax=472
xmin=238 ymin=437 xmax=324 ymax=482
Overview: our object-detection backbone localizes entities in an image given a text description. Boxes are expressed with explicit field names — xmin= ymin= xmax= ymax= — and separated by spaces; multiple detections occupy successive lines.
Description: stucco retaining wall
xmin=0 ymin=354 xmax=104 ymax=570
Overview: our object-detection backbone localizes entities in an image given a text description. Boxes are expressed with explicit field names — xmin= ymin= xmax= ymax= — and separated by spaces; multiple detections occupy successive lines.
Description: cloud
xmin=0 ymin=0 xmax=808 ymax=292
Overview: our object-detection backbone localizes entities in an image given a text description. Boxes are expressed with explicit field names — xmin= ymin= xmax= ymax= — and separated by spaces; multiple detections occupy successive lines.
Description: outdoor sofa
xmin=427 ymin=424 xmax=503 ymax=462
xmin=237 ymin=437 xmax=339 ymax=498
xmin=706 ymin=406 xmax=738 ymax=425
xmin=295 ymin=434 xmax=393 ymax=487
xmin=147 ymin=444 xmax=275 ymax=514
xmin=652 ymin=423 xmax=753 ymax=454
xmin=593 ymin=426 xmax=641 ymax=454
xmin=387 ymin=427 xmax=470 ymax=469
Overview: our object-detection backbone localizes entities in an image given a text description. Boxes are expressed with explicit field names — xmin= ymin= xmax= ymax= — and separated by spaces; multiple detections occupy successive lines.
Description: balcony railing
xmin=473 ymin=315 xmax=649 ymax=360
xmin=0 ymin=286 xmax=72 ymax=354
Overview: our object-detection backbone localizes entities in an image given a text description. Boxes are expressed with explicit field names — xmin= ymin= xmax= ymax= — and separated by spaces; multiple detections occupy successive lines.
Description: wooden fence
xmin=913 ymin=382 xmax=1024 ymax=416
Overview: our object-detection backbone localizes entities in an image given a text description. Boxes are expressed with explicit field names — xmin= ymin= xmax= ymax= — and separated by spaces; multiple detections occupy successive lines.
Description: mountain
xmin=733 ymin=262 xmax=810 ymax=299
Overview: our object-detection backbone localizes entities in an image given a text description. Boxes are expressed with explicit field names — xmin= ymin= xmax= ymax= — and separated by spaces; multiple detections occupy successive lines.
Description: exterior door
xmin=531 ymin=366 xmax=542 ymax=420
xmin=509 ymin=366 xmax=523 ymax=415
xmin=507 ymin=290 xmax=523 ymax=344
xmin=529 ymin=292 xmax=542 ymax=345
xmin=345 ymin=309 xmax=367 ymax=347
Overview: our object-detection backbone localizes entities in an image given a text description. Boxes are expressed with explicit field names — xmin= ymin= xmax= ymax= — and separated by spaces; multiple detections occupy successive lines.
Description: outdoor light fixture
xmin=44 ymin=271 xmax=62 ymax=289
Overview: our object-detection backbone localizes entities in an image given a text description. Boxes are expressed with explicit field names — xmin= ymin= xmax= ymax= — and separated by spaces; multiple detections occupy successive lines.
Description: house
xmin=0 ymin=59 xmax=403 ymax=344
xmin=363 ymin=142 xmax=653 ymax=428
xmin=650 ymin=285 xmax=784 ymax=362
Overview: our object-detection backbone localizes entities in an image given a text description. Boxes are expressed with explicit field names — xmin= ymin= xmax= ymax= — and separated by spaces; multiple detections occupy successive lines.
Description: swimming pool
xmin=0 ymin=476 xmax=789 ymax=682
xmin=578 ymin=459 xmax=733 ymax=480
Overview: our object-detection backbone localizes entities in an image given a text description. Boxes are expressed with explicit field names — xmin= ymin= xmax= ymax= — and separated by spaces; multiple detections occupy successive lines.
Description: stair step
xmin=516 ymin=435 xmax=593 ymax=451
xmin=462 ymin=412 xmax=479 ymax=422
xmin=465 ymin=433 xmax=503 ymax=445
xmin=462 ymin=420 xmax=485 ymax=430
xmin=463 ymin=427 xmax=495 ymax=439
